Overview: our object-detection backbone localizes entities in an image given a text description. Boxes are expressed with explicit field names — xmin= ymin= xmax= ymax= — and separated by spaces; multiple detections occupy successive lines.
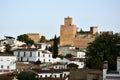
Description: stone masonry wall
xmin=27 ymin=33 xmax=42 ymax=43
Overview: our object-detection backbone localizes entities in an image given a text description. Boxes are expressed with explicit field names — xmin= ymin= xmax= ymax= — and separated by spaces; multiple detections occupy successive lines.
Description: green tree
xmin=58 ymin=54 xmax=64 ymax=59
xmin=86 ymin=33 xmax=120 ymax=70
xmin=65 ymin=54 xmax=73 ymax=58
xmin=17 ymin=71 xmax=38 ymax=80
xmin=40 ymin=36 xmax=46 ymax=42
xmin=5 ymin=44 xmax=13 ymax=54
xmin=35 ymin=59 xmax=41 ymax=65
xmin=17 ymin=34 xmax=34 ymax=45
xmin=52 ymin=35 xmax=58 ymax=58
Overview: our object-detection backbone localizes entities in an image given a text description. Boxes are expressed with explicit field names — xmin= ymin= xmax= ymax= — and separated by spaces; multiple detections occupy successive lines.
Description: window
xmin=27 ymin=58 xmax=29 ymax=62
xmin=54 ymin=75 xmax=56 ymax=78
xmin=40 ymin=75 xmax=42 ymax=77
xmin=38 ymin=52 xmax=40 ymax=57
xmin=18 ymin=51 xmax=20 ymax=57
xmin=60 ymin=74 xmax=62 ymax=77
xmin=50 ymin=75 xmax=52 ymax=77
xmin=64 ymin=74 xmax=66 ymax=77
xmin=45 ymin=75 xmax=47 ymax=77
xmin=49 ymin=59 xmax=50 ymax=62
xmin=49 ymin=54 xmax=51 ymax=57
xmin=7 ymin=66 xmax=9 ymax=69
xmin=30 ymin=52 xmax=32 ymax=57
xmin=24 ymin=52 xmax=25 ymax=57
xmin=18 ymin=58 xmax=20 ymax=61
xmin=1 ymin=65 xmax=3 ymax=68
xmin=44 ymin=59 xmax=45 ymax=63
xmin=43 ymin=54 xmax=45 ymax=57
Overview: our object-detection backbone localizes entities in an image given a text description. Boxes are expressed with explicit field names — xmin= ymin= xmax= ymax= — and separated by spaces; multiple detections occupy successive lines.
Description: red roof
xmin=32 ymin=69 xmax=69 ymax=73
xmin=14 ymin=48 xmax=38 ymax=51
xmin=0 ymin=52 xmax=14 ymax=56
xmin=106 ymin=76 xmax=120 ymax=79
xmin=67 ymin=58 xmax=86 ymax=61
xmin=0 ymin=72 xmax=14 ymax=80
xmin=52 ymin=62 xmax=65 ymax=65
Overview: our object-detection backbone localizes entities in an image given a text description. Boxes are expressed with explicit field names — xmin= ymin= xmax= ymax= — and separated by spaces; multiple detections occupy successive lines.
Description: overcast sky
xmin=0 ymin=0 xmax=120 ymax=39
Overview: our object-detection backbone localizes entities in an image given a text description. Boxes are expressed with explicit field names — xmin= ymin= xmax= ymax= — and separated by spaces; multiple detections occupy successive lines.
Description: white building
xmin=103 ymin=57 xmax=120 ymax=80
xmin=5 ymin=36 xmax=15 ymax=45
xmin=32 ymin=68 xmax=69 ymax=79
xmin=0 ymin=52 xmax=16 ymax=73
xmin=0 ymin=39 xmax=7 ymax=46
xmin=14 ymin=48 xmax=54 ymax=63
xmin=49 ymin=62 xmax=67 ymax=69
xmin=77 ymin=51 xmax=85 ymax=58
xmin=35 ymin=43 xmax=51 ymax=50
xmin=66 ymin=58 xmax=85 ymax=69
xmin=0 ymin=37 xmax=25 ymax=52
xmin=59 ymin=46 xmax=77 ymax=56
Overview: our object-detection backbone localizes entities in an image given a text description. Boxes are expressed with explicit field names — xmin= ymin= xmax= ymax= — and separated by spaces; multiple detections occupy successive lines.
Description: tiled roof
xmin=0 ymin=39 xmax=7 ymax=42
xmin=14 ymin=48 xmax=38 ymax=51
xmin=52 ymin=62 xmax=65 ymax=65
xmin=32 ymin=69 xmax=63 ymax=73
xmin=0 ymin=72 xmax=14 ymax=80
xmin=32 ymin=69 xmax=69 ymax=73
xmin=5 ymin=36 xmax=15 ymax=39
xmin=106 ymin=76 xmax=120 ymax=79
xmin=67 ymin=58 xmax=86 ymax=61
xmin=0 ymin=52 xmax=14 ymax=56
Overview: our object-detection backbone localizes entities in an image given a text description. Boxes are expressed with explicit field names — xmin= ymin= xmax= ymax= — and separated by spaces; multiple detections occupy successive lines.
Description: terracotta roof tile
xmin=14 ymin=48 xmax=38 ymax=51
xmin=0 ymin=52 xmax=14 ymax=56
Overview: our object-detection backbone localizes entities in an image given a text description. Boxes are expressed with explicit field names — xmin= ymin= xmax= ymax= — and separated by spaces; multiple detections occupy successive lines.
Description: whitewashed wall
xmin=0 ymin=56 xmax=16 ymax=70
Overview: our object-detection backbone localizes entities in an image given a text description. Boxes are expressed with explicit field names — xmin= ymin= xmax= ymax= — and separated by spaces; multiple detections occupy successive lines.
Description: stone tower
xmin=90 ymin=26 xmax=98 ymax=34
xmin=27 ymin=33 xmax=42 ymax=43
xmin=60 ymin=16 xmax=77 ymax=46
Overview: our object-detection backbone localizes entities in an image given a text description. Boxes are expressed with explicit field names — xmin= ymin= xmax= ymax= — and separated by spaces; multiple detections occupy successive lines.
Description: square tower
xmin=64 ymin=16 xmax=72 ymax=26
xmin=60 ymin=17 xmax=77 ymax=46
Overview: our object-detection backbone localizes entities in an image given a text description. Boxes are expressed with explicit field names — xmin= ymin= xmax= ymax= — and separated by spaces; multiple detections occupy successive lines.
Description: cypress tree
xmin=52 ymin=35 xmax=58 ymax=58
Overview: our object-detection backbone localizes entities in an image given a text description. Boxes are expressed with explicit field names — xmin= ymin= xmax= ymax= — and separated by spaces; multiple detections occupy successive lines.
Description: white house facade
xmin=36 ymin=43 xmax=51 ymax=50
xmin=0 ymin=53 xmax=16 ymax=72
xmin=14 ymin=48 xmax=54 ymax=63
xmin=103 ymin=57 xmax=120 ymax=80
xmin=77 ymin=51 xmax=85 ymax=58
xmin=32 ymin=69 xmax=70 ymax=79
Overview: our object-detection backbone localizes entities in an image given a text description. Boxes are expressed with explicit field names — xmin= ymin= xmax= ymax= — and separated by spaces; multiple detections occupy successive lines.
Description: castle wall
xmin=60 ymin=17 xmax=97 ymax=48
xmin=73 ymin=34 xmax=95 ymax=48
xmin=90 ymin=27 xmax=98 ymax=34
xmin=27 ymin=33 xmax=42 ymax=43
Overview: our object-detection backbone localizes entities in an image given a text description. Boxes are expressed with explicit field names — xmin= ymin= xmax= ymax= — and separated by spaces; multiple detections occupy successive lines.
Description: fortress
xmin=60 ymin=17 xmax=98 ymax=48
xmin=27 ymin=33 xmax=42 ymax=43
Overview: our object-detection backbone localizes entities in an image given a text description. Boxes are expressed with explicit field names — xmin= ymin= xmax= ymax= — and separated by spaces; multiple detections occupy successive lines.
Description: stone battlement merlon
xmin=64 ymin=16 xmax=73 ymax=26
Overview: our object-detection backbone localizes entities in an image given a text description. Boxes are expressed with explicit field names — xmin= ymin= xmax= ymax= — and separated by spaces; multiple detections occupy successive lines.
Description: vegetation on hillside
xmin=5 ymin=44 xmax=13 ymax=54
xmin=39 ymin=36 xmax=46 ymax=42
xmin=86 ymin=33 xmax=120 ymax=70
xmin=17 ymin=34 xmax=34 ymax=45
xmin=17 ymin=71 xmax=38 ymax=80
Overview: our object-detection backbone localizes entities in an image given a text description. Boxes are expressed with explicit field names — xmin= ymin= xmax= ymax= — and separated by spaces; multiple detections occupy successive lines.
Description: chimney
xmin=103 ymin=61 xmax=108 ymax=69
